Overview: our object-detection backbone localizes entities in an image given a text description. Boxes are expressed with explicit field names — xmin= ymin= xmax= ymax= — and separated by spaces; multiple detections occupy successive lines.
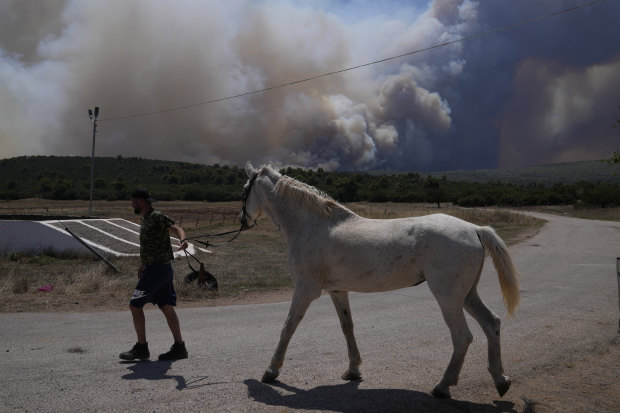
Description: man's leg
xmin=130 ymin=304 xmax=147 ymax=343
xmin=158 ymin=304 xmax=188 ymax=360
xmin=120 ymin=304 xmax=150 ymax=360
xmin=160 ymin=304 xmax=183 ymax=342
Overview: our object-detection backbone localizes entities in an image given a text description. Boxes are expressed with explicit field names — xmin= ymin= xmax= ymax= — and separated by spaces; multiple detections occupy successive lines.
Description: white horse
xmin=240 ymin=162 xmax=520 ymax=399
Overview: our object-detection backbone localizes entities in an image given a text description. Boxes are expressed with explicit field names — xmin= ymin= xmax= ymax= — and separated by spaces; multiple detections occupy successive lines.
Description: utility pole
xmin=88 ymin=107 xmax=99 ymax=217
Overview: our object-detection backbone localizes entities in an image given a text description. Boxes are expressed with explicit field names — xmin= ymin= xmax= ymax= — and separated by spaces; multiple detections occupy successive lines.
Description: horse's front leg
xmin=329 ymin=291 xmax=362 ymax=380
xmin=261 ymin=284 xmax=321 ymax=383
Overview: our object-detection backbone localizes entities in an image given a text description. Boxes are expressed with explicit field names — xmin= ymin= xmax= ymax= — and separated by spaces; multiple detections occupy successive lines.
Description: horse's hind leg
xmin=465 ymin=288 xmax=511 ymax=397
xmin=430 ymin=303 xmax=473 ymax=399
xmin=261 ymin=285 xmax=320 ymax=383
xmin=329 ymin=291 xmax=362 ymax=380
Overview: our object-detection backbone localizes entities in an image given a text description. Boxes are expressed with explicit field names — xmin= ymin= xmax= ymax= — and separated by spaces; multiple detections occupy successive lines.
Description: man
xmin=120 ymin=188 xmax=189 ymax=361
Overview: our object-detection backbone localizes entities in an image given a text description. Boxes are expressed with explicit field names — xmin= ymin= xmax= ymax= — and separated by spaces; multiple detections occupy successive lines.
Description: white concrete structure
xmin=0 ymin=220 xmax=100 ymax=256
xmin=0 ymin=218 xmax=204 ymax=257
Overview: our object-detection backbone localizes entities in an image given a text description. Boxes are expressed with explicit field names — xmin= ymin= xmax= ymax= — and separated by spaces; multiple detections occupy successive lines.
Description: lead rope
xmin=182 ymin=225 xmax=248 ymax=249
xmin=182 ymin=172 xmax=259 ymax=287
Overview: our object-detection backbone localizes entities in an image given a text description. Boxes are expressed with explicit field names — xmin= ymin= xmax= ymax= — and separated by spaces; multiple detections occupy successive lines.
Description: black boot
xmin=119 ymin=342 xmax=150 ymax=360
xmin=158 ymin=341 xmax=188 ymax=360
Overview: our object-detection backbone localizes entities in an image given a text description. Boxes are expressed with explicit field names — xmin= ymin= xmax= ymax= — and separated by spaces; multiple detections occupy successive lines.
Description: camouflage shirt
xmin=140 ymin=209 xmax=174 ymax=265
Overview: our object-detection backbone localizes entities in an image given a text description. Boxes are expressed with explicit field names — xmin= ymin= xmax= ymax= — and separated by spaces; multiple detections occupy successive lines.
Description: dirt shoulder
xmin=179 ymin=288 xmax=294 ymax=309
xmin=498 ymin=335 xmax=620 ymax=413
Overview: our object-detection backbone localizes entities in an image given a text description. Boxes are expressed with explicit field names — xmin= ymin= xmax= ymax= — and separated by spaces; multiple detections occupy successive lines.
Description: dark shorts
xmin=130 ymin=263 xmax=176 ymax=308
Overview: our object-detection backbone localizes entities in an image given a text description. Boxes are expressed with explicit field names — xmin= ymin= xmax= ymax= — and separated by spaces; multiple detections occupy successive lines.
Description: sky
xmin=1 ymin=0 xmax=619 ymax=172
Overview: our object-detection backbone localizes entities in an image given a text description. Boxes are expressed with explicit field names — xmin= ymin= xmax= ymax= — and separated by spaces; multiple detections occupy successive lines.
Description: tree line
xmin=1 ymin=156 xmax=619 ymax=208
xmin=280 ymin=167 xmax=620 ymax=208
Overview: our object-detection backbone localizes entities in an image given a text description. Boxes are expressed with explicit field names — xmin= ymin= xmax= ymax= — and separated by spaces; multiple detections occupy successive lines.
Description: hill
xmin=0 ymin=156 xmax=246 ymax=201
xmin=1 ymin=156 xmax=619 ymax=207
xmin=426 ymin=161 xmax=620 ymax=185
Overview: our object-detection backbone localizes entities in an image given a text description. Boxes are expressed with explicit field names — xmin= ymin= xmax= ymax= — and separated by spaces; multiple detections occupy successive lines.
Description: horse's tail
xmin=476 ymin=226 xmax=520 ymax=316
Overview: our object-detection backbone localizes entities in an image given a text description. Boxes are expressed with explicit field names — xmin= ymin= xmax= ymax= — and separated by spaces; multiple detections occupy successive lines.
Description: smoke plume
xmin=1 ymin=0 xmax=619 ymax=171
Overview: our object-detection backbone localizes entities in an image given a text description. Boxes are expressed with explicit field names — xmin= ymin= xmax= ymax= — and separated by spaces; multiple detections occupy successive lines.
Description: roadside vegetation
xmin=0 ymin=201 xmax=545 ymax=313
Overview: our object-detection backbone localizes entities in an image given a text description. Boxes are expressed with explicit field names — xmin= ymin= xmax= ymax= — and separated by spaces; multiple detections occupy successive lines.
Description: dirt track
xmin=1 ymin=212 xmax=619 ymax=412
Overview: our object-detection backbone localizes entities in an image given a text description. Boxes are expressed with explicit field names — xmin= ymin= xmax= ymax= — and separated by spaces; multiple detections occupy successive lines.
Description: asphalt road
xmin=1 ymin=212 xmax=619 ymax=412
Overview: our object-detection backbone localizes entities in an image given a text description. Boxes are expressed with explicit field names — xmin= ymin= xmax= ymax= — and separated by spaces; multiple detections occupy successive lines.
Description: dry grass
xmin=0 ymin=255 xmax=136 ymax=312
xmin=0 ymin=200 xmax=545 ymax=312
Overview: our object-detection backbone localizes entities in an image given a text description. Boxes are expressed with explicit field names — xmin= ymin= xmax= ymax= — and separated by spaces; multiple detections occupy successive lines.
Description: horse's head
xmin=239 ymin=162 xmax=280 ymax=229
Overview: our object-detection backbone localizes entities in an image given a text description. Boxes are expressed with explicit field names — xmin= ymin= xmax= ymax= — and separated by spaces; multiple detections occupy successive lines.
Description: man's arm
xmin=169 ymin=224 xmax=189 ymax=251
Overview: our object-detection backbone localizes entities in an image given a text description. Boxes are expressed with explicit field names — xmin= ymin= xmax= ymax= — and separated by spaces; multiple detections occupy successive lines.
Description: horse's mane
xmin=273 ymin=175 xmax=351 ymax=217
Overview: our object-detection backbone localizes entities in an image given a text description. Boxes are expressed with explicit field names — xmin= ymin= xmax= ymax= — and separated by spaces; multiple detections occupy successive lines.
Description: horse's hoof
xmin=342 ymin=369 xmax=361 ymax=381
xmin=261 ymin=369 xmax=279 ymax=383
xmin=431 ymin=384 xmax=451 ymax=399
xmin=495 ymin=376 xmax=512 ymax=397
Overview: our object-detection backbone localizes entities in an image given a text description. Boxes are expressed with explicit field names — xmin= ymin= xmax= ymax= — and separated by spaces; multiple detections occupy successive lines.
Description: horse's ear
xmin=245 ymin=161 xmax=256 ymax=178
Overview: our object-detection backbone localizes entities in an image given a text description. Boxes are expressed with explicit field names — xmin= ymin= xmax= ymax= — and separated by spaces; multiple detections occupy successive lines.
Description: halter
xmin=240 ymin=172 xmax=259 ymax=230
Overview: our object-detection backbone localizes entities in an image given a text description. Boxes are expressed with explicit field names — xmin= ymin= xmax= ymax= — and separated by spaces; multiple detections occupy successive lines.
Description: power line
xmin=100 ymin=0 xmax=609 ymax=122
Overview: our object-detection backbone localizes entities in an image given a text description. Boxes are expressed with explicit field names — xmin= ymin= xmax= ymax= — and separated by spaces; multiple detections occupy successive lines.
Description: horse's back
xmin=332 ymin=213 xmax=482 ymax=251
xmin=298 ymin=213 xmax=484 ymax=293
